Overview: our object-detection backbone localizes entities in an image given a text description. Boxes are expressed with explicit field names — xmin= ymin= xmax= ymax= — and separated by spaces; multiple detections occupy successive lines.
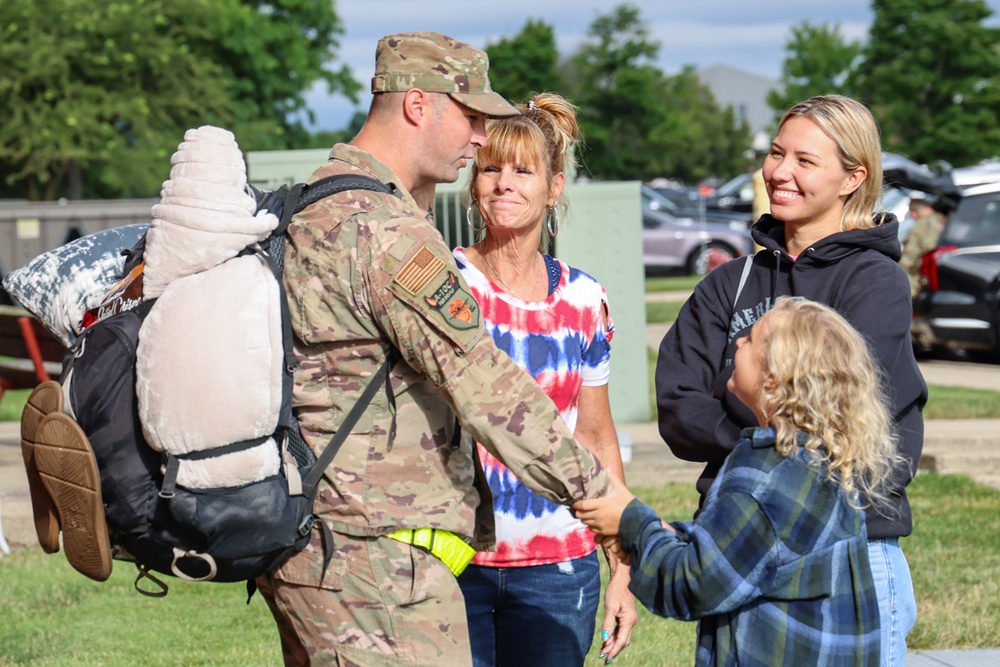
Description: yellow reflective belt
xmin=386 ymin=528 xmax=476 ymax=577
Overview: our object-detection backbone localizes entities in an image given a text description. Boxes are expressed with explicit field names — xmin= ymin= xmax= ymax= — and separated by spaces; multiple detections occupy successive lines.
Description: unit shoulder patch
xmin=424 ymin=271 xmax=480 ymax=330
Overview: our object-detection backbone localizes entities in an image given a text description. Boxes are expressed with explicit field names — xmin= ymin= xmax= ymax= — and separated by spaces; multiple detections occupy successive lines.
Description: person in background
xmin=656 ymin=95 xmax=926 ymax=666
xmin=453 ymin=92 xmax=637 ymax=666
xmin=255 ymin=33 xmax=611 ymax=667
xmin=576 ymin=297 xmax=897 ymax=666
xmin=899 ymin=193 xmax=947 ymax=298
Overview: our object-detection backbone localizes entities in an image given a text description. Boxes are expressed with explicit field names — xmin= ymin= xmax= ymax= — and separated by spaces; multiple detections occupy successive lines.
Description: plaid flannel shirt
xmin=621 ymin=427 xmax=880 ymax=666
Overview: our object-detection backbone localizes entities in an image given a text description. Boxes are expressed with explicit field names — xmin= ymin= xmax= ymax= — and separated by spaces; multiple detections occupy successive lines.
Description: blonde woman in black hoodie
xmin=656 ymin=95 xmax=926 ymax=667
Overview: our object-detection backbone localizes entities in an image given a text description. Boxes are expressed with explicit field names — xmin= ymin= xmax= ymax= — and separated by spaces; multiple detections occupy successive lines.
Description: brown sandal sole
xmin=34 ymin=412 xmax=112 ymax=581
xmin=20 ymin=381 xmax=65 ymax=553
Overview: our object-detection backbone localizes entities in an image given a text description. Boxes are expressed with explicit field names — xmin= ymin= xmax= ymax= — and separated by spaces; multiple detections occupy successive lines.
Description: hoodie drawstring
xmin=770 ymin=250 xmax=781 ymax=302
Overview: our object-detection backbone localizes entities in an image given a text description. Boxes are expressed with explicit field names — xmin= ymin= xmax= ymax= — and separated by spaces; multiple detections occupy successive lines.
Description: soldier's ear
xmin=403 ymin=89 xmax=431 ymax=127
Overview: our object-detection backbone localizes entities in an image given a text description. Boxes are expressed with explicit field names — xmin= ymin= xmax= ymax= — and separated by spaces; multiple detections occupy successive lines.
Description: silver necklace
xmin=482 ymin=251 xmax=538 ymax=301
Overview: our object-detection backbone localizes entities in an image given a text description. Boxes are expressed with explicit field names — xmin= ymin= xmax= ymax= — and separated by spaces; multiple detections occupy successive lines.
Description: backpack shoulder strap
xmin=275 ymin=174 xmax=393 ymax=236
xmin=258 ymin=174 xmax=394 ymax=383
xmin=732 ymin=253 xmax=754 ymax=312
xmin=301 ymin=351 xmax=397 ymax=500
xmin=263 ymin=173 xmax=399 ymax=500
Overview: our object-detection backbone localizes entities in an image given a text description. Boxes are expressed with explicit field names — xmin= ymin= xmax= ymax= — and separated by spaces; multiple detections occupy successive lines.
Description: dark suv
xmin=912 ymin=180 xmax=1000 ymax=357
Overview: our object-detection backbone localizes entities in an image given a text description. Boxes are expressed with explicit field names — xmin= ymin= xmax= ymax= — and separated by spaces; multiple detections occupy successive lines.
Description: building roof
xmin=698 ymin=63 xmax=781 ymax=134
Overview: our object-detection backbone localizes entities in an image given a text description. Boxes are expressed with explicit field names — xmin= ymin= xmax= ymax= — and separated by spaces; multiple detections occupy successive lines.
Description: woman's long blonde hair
xmin=778 ymin=95 xmax=886 ymax=231
xmin=468 ymin=92 xmax=581 ymax=252
xmin=757 ymin=297 xmax=901 ymax=509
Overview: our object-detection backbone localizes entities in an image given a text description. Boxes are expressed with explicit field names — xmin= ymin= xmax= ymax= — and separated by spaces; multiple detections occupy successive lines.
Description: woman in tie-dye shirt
xmin=454 ymin=92 xmax=636 ymax=667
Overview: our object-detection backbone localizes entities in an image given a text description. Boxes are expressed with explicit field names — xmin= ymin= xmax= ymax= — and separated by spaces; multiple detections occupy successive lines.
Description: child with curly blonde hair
xmin=575 ymin=297 xmax=899 ymax=666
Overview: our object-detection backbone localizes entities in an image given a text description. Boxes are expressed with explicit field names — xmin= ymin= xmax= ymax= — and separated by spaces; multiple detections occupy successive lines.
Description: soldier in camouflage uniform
xmin=254 ymin=32 xmax=611 ymax=667
xmin=899 ymin=194 xmax=947 ymax=298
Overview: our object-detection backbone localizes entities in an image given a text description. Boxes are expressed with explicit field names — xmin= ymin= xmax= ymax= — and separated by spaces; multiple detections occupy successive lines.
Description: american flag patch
xmin=395 ymin=246 xmax=445 ymax=294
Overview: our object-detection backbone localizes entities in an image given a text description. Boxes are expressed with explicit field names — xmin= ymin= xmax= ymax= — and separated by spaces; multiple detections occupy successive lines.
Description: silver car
xmin=642 ymin=205 xmax=752 ymax=275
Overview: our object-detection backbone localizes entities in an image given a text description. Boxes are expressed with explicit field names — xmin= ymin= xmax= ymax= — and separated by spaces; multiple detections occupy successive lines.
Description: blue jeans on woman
xmin=868 ymin=538 xmax=917 ymax=667
xmin=458 ymin=551 xmax=601 ymax=667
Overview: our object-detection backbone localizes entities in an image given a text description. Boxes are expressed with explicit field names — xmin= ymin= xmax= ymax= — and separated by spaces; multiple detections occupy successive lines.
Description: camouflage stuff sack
xmin=59 ymin=174 xmax=395 ymax=597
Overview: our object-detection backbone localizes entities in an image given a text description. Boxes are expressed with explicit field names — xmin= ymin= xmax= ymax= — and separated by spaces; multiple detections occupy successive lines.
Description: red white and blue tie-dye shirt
xmin=454 ymin=247 xmax=614 ymax=567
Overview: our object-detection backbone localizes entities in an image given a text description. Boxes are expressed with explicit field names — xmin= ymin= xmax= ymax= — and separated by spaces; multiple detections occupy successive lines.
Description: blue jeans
xmin=868 ymin=538 xmax=917 ymax=667
xmin=458 ymin=552 xmax=601 ymax=667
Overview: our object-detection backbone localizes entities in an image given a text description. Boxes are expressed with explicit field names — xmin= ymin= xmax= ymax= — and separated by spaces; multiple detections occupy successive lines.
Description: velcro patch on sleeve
xmin=423 ymin=271 xmax=480 ymax=330
xmin=394 ymin=246 xmax=445 ymax=295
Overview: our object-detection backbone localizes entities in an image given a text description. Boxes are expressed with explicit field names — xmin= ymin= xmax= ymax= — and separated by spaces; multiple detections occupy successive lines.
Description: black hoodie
xmin=656 ymin=213 xmax=928 ymax=539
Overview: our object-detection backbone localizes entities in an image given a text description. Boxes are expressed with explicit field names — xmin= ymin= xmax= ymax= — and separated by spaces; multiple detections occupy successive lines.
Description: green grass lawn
xmin=0 ymin=388 xmax=29 ymax=422
xmin=645 ymin=275 xmax=704 ymax=293
xmin=923 ymin=384 xmax=1000 ymax=419
xmin=646 ymin=300 xmax=685 ymax=324
xmin=1 ymin=473 xmax=996 ymax=666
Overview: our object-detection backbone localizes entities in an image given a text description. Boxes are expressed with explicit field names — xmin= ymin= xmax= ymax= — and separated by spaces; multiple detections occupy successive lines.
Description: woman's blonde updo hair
xmin=779 ymin=95 xmax=886 ymax=231
xmin=469 ymin=92 xmax=581 ymax=252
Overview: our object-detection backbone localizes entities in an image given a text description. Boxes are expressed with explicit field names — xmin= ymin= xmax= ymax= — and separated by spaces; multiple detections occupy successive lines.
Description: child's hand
xmin=573 ymin=478 xmax=635 ymax=537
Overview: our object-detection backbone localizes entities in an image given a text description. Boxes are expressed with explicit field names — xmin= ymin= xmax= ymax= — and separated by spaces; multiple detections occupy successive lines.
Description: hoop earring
xmin=546 ymin=206 xmax=560 ymax=238
xmin=466 ymin=203 xmax=487 ymax=233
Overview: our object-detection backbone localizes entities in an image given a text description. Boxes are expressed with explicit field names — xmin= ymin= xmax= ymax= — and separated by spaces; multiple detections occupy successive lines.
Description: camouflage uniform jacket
xmin=899 ymin=211 xmax=946 ymax=298
xmin=283 ymin=144 xmax=609 ymax=549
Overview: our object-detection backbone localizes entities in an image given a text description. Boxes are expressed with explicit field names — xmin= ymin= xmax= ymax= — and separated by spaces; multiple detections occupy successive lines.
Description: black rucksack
xmin=62 ymin=174 xmax=395 ymax=597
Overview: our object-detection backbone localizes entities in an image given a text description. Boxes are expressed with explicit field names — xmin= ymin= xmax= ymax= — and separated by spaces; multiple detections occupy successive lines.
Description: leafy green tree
xmin=485 ymin=19 xmax=562 ymax=104
xmin=767 ymin=22 xmax=862 ymax=123
xmin=655 ymin=68 xmax=752 ymax=182
xmin=307 ymin=111 xmax=367 ymax=149
xmin=566 ymin=3 xmax=661 ymax=181
xmin=858 ymin=0 xmax=1000 ymax=165
xmin=0 ymin=0 xmax=357 ymax=200
xmin=567 ymin=3 xmax=750 ymax=182
xmin=187 ymin=0 xmax=359 ymax=151
xmin=0 ymin=0 xmax=235 ymax=200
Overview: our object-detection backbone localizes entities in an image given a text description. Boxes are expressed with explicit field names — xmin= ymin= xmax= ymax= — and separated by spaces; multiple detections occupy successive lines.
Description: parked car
xmin=912 ymin=180 xmax=1000 ymax=357
xmin=651 ymin=186 xmax=699 ymax=209
xmin=642 ymin=205 xmax=752 ymax=276
xmin=642 ymin=185 xmax=748 ymax=228
xmin=703 ymin=172 xmax=756 ymax=217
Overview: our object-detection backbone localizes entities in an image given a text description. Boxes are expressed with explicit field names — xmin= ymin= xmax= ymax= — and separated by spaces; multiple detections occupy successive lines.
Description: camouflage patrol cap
xmin=371 ymin=31 xmax=518 ymax=118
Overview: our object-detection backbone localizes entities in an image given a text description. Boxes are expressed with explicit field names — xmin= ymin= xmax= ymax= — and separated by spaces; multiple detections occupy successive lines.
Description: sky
xmin=301 ymin=0 xmax=1000 ymax=132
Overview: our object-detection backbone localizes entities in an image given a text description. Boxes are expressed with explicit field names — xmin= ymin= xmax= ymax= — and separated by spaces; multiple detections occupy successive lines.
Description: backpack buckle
xmin=297 ymin=514 xmax=315 ymax=538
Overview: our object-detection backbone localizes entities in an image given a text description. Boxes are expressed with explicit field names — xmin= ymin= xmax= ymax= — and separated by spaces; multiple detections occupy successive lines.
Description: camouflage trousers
xmin=256 ymin=528 xmax=472 ymax=666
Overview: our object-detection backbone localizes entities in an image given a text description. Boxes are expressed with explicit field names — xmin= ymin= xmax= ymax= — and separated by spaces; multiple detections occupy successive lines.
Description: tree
xmin=567 ymin=3 xmax=750 ymax=182
xmin=858 ymin=0 xmax=1000 ymax=166
xmin=485 ymin=19 xmax=562 ymax=104
xmin=655 ymin=68 xmax=752 ymax=183
xmin=767 ymin=22 xmax=863 ymax=123
xmin=0 ymin=0 xmax=358 ymax=200
xmin=566 ymin=3 xmax=661 ymax=180
xmin=0 ymin=0 xmax=232 ymax=200
xmin=187 ymin=0 xmax=359 ymax=151
xmin=308 ymin=111 xmax=367 ymax=149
